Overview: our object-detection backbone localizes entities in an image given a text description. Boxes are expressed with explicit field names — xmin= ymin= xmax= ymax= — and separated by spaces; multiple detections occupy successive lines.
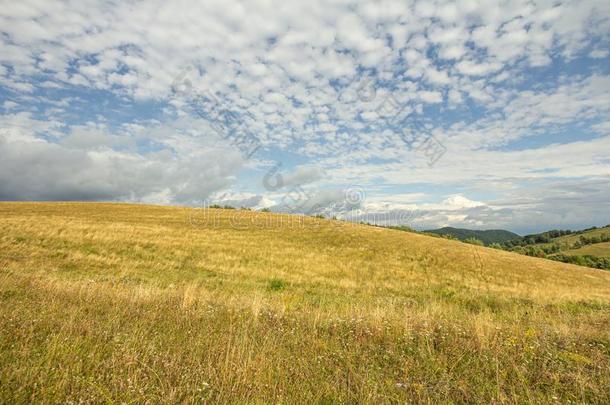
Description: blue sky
xmin=1 ymin=0 xmax=610 ymax=234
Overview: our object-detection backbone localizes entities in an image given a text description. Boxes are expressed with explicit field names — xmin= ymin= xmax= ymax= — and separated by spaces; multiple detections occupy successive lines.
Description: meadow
xmin=1 ymin=202 xmax=610 ymax=403
xmin=566 ymin=242 xmax=610 ymax=258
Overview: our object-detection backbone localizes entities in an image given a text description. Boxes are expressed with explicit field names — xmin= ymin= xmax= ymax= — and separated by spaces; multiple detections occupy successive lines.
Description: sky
xmin=1 ymin=0 xmax=609 ymax=234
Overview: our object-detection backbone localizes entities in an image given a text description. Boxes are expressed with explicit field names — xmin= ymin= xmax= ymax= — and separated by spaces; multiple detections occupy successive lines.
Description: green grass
xmin=522 ymin=227 xmax=610 ymax=264
xmin=556 ymin=227 xmax=610 ymax=244
xmin=536 ymin=226 xmax=610 ymax=251
xmin=1 ymin=202 xmax=610 ymax=403
xmin=565 ymin=242 xmax=610 ymax=258
xmin=268 ymin=278 xmax=287 ymax=291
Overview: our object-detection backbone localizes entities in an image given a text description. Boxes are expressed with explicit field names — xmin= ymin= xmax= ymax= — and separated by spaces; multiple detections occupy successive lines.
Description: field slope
xmin=553 ymin=227 xmax=610 ymax=258
xmin=1 ymin=202 xmax=610 ymax=403
xmin=565 ymin=242 xmax=610 ymax=257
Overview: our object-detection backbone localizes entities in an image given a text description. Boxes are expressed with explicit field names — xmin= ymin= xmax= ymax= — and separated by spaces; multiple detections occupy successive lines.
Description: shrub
xmin=464 ymin=238 xmax=484 ymax=246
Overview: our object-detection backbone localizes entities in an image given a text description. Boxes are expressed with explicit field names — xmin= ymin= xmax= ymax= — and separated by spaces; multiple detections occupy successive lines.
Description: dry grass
xmin=1 ymin=202 xmax=610 ymax=403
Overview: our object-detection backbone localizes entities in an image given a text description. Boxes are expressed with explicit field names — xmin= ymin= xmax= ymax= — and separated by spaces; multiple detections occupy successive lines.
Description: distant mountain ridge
xmin=424 ymin=227 xmax=520 ymax=245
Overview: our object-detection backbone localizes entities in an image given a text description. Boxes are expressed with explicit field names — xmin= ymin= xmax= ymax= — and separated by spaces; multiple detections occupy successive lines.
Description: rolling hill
xmin=1 ymin=203 xmax=610 ymax=403
xmin=548 ymin=227 xmax=610 ymax=258
xmin=502 ymin=226 xmax=610 ymax=269
xmin=506 ymin=227 xmax=610 ymax=248
xmin=565 ymin=242 xmax=610 ymax=257
xmin=424 ymin=226 xmax=520 ymax=245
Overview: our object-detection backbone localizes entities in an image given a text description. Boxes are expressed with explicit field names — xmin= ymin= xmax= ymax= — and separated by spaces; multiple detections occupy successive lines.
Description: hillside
xmin=565 ymin=242 xmax=610 ymax=257
xmin=1 ymin=203 xmax=610 ymax=403
xmin=425 ymin=226 xmax=520 ymax=245
xmin=502 ymin=226 xmax=610 ymax=268
xmin=550 ymin=227 xmax=610 ymax=256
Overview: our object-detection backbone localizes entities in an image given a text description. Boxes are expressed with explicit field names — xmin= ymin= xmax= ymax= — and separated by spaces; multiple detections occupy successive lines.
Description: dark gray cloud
xmin=0 ymin=130 xmax=243 ymax=204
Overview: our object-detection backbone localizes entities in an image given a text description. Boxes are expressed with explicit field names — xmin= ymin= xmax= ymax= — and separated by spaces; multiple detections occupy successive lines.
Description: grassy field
xmin=556 ymin=227 xmax=610 ymax=244
xmin=525 ymin=227 xmax=610 ymax=264
xmin=537 ymin=227 xmax=610 ymax=251
xmin=565 ymin=242 xmax=610 ymax=258
xmin=1 ymin=202 xmax=610 ymax=403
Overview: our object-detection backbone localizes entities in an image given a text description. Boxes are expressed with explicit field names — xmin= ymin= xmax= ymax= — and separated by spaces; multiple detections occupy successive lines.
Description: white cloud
xmin=589 ymin=49 xmax=609 ymax=59
xmin=455 ymin=60 xmax=502 ymax=76
xmin=439 ymin=44 xmax=466 ymax=60
xmin=426 ymin=68 xmax=451 ymax=85
xmin=2 ymin=101 xmax=18 ymax=110
xmin=440 ymin=195 xmax=484 ymax=210
xmin=419 ymin=90 xmax=443 ymax=103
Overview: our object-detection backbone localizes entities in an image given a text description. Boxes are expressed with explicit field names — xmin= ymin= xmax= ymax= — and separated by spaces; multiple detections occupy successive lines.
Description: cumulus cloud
xmin=0 ymin=118 xmax=244 ymax=204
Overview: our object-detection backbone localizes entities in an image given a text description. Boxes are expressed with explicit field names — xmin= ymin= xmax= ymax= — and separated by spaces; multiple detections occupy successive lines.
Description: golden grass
xmin=1 ymin=202 xmax=610 ymax=403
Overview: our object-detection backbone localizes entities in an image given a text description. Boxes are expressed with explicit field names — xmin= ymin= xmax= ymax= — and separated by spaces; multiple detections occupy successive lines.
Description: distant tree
xmin=512 ymin=246 xmax=526 ymax=254
xmin=489 ymin=243 xmax=504 ymax=250
xmin=550 ymin=254 xmax=610 ymax=270
xmin=260 ymin=208 xmax=271 ymax=213
xmin=525 ymin=246 xmax=546 ymax=258
xmin=540 ymin=244 xmax=560 ymax=255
